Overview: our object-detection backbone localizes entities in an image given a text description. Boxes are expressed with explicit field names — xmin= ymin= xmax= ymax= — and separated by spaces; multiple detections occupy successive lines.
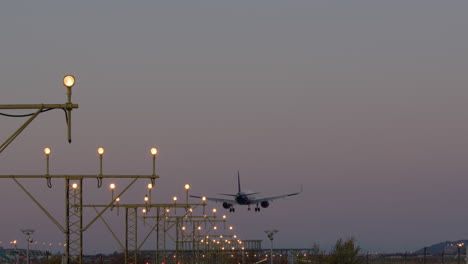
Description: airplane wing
xmin=244 ymin=192 xmax=260 ymax=196
xmin=251 ymin=189 xmax=301 ymax=204
xmin=190 ymin=195 xmax=235 ymax=204
xmin=218 ymin=192 xmax=260 ymax=196
xmin=217 ymin=193 xmax=237 ymax=197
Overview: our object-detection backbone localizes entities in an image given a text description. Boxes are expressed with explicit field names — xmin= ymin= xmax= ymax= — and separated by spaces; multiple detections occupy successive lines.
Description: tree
xmin=328 ymin=237 xmax=361 ymax=264
xmin=311 ymin=242 xmax=327 ymax=264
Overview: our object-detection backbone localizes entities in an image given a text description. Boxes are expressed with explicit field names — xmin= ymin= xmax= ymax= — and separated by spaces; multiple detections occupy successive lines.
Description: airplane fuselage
xmin=235 ymin=193 xmax=255 ymax=205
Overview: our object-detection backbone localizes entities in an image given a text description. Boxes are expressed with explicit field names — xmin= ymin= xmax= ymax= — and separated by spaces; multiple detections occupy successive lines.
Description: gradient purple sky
xmin=1 ymin=0 xmax=468 ymax=254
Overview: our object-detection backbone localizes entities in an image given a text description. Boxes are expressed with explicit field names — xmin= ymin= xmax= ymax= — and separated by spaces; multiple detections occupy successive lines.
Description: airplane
xmin=190 ymin=171 xmax=301 ymax=212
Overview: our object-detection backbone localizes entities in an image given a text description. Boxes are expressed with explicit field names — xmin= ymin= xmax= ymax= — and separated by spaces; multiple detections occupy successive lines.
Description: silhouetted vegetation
xmin=298 ymin=237 xmax=361 ymax=264
xmin=328 ymin=237 xmax=361 ymax=264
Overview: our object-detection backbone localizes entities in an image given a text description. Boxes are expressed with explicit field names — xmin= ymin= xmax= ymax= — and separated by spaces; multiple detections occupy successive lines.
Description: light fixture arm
xmin=0 ymin=75 xmax=78 ymax=152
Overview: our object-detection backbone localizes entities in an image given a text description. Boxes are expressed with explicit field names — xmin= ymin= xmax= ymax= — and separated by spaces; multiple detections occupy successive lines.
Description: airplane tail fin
xmin=238 ymin=170 xmax=241 ymax=193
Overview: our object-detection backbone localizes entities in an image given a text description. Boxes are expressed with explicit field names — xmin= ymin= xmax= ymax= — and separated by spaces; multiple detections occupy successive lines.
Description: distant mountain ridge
xmin=414 ymin=240 xmax=468 ymax=255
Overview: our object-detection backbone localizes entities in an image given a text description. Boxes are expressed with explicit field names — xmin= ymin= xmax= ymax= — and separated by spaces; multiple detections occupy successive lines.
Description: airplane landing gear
xmin=229 ymin=208 xmax=235 ymax=212
xmin=255 ymin=203 xmax=261 ymax=212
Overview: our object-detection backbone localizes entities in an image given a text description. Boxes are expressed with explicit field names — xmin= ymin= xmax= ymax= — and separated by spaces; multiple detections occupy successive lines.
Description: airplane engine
xmin=260 ymin=201 xmax=270 ymax=208
xmin=223 ymin=202 xmax=232 ymax=209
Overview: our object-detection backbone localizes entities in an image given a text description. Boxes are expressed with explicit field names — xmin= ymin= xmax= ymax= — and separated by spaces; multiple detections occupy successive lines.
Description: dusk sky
xmin=1 ymin=0 xmax=468 ymax=254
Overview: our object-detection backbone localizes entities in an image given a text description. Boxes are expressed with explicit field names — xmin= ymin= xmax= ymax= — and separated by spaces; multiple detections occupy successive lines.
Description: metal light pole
xmin=242 ymin=246 xmax=245 ymax=264
xmin=150 ymin=148 xmax=158 ymax=176
xmin=424 ymin=247 xmax=427 ymax=264
xmin=265 ymin=229 xmax=278 ymax=264
xmin=21 ymin=229 xmax=35 ymax=264
xmin=185 ymin=184 xmax=190 ymax=209
xmin=11 ymin=240 xmax=18 ymax=264
xmin=458 ymin=243 xmax=464 ymax=264
xmin=459 ymin=245 xmax=461 ymax=264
